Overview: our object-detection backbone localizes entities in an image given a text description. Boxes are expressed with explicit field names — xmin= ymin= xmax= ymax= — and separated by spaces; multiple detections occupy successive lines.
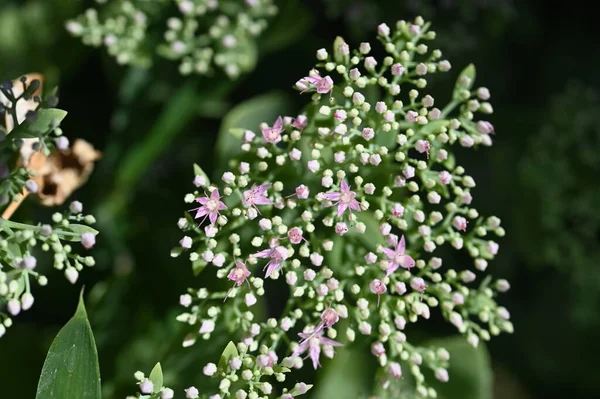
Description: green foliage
xmin=36 ymin=293 xmax=101 ymax=399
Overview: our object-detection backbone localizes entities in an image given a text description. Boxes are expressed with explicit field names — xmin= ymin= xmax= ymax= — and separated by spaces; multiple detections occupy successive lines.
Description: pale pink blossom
xmin=476 ymin=121 xmax=495 ymax=134
xmin=227 ymin=261 xmax=250 ymax=286
xmin=293 ymin=115 xmax=308 ymax=130
xmin=307 ymin=160 xmax=320 ymax=172
xmin=262 ymin=116 xmax=284 ymax=143
xmin=287 ymin=227 xmax=304 ymax=244
xmin=334 ymin=109 xmax=347 ymax=122
xmin=388 ymin=362 xmax=402 ymax=379
xmin=302 ymin=70 xmax=334 ymax=95
xmin=322 ymin=179 xmax=361 ymax=217
xmin=439 ymin=170 xmax=452 ymax=185
xmin=243 ymin=183 xmax=273 ymax=210
xmin=253 ymin=246 xmax=288 ymax=278
xmin=190 ymin=189 xmax=227 ymax=225
xmin=391 ymin=203 xmax=404 ymax=217
xmin=391 ymin=63 xmax=405 ymax=76
xmin=334 ymin=151 xmax=345 ymax=163
xmin=453 ymin=216 xmax=468 ymax=232
xmin=371 ymin=342 xmax=385 ymax=356
xmin=406 ymin=110 xmax=418 ymax=122
xmin=415 ymin=140 xmax=430 ymax=157
xmin=292 ymin=328 xmax=342 ymax=369
xmin=381 ymin=235 xmax=416 ymax=276
xmin=370 ymin=279 xmax=387 ymax=306
xmin=410 ymin=277 xmax=427 ymax=292
xmin=335 ymin=222 xmax=348 ymax=235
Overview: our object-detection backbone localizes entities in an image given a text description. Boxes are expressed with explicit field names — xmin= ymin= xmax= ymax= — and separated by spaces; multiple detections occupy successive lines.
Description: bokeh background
xmin=1 ymin=0 xmax=599 ymax=398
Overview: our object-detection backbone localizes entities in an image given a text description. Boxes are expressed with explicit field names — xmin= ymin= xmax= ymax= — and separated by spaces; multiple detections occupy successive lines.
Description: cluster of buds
xmin=0 ymin=75 xmax=99 ymax=338
xmin=170 ymin=17 xmax=511 ymax=397
xmin=66 ymin=0 xmax=278 ymax=78
xmin=129 ymin=345 xmax=313 ymax=399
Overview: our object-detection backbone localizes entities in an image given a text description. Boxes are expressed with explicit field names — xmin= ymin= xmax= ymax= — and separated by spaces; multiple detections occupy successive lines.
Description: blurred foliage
xmin=0 ymin=0 xmax=598 ymax=398
xmin=518 ymin=83 xmax=600 ymax=328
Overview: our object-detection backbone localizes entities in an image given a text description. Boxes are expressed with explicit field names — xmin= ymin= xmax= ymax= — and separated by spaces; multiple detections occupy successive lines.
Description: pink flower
xmin=381 ymin=235 xmax=416 ymax=276
xmin=388 ymin=362 xmax=402 ymax=379
xmin=334 ymin=110 xmax=347 ymax=122
xmin=321 ymin=308 xmax=339 ymax=328
xmin=391 ymin=203 xmax=404 ymax=217
xmin=302 ymin=70 xmax=334 ymax=95
xmin=439 ymin=170 xmax=452 ymax=185
xmin=295 ymin=184 xmax=309 ymax=199
xmin=370 ymin=279 xmax=387 ymax=306
xmin=410 ymin=277 xmax=427 ymax=292
xmin=322 ymin=179 xmax=361 ymax=217
xmin=476 ymin=121 xmax=495 ymax=134
xmin=253 ymin=245 xmax=288 ymax=278
xmin=415 ymin=140 xmax=430 ymax=157
xmin=334 ymin=151 xmax=345 ymax=163
xmin=190 ymin=189 xmax=227 ymax=225
xmin=391 ymin=63 xmax=405 ymax=76
xmin=406 ymin=110 xmax=418 ymax=122
xmin=371 ymin=342 xmax=385 ymax=357
xmin=293 ymin=329 xmax=342 ymax=369
xmin=293 ymin=115 xmax=308 ymax=130
xmin=243 ymin=183 xmax=273 ymax=210
xmin=453 ymin=216 xmax=468 ymax=232
xmin=262 ymin=116 xmax=284 ymax=143
xmin=227 ymin=261 xmax=251 ymax=286
xmin=335 ymin=222 xmax=348 ymax=235
xmin=287 ymin=227 xmax=304 ymax=244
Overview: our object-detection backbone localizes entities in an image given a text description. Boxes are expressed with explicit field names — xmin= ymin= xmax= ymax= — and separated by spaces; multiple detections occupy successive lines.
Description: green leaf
xmin=452 ymin=64 xmax=476 ymax=101
xmin=427 ymin=336 xmax=493 ymax=399
xmin=216 ymin=91 xmax=292 ymax=172
xmin=36 ymin=293 xmax=101 ymax=399
xmin=217 ymin=341 xmax=239 ymax=371
xmin=193 ymin=163 xmax=211 ymax=185
xmin=313 ymin=346 xmax=371 ymax=399
xmin=260 ymin=0 xmax=313 ymax=53
xmin=8 ymin=108 xmax=67 ymax=139
xmin=148 ymin=363 xmax=163 ymax=393
xmin=332 ymin=36 xmax=349 ymax=64
xmin=58 ymin=224 xmax=99 ymax=242
xmin=348 ymin=212 xmax=385 ymax=251
xmin=192 ymin=258 xmax=208 ymax=276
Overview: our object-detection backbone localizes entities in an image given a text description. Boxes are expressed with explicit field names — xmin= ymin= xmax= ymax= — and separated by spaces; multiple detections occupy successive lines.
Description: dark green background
xmin=0 ymin=0 xmax=598 ymax=398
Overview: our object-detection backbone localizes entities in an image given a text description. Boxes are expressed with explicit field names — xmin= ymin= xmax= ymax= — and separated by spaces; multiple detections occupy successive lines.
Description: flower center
xmin=394 ymin=253 xmax=405 ymax=265
xmin=340 ymin=191 xmax=354 ymax=203
xmin=206 ymin=199 xmax=219 ymax=211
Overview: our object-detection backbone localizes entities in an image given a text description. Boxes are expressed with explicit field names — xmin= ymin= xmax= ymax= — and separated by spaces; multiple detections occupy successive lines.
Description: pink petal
xmin=196 ymin=197 xmax=209 ymax=205
xmin=194 ymin=208 xmax=208 ymax=219
xmin=399 ymin=254 xmax=415 ymax=269
xmin=253 ymin=249 xmax=272 ymax=258
xmin=349 ymin=199 xmax=361 ymax=212
xmin=218 ymin=201 xmax=227 ymax=210
xmin=320 ymin=337 xmax=343 ymax=347
xmin=304 ymin=76 xmax=320 ymax=84
xmin=253 ymin=197 xmax=273 ymax=205
xmin=265 ymin=259 xmax=282 ymax=277
xmin=340 ymin=179 xmax=350 ymax=192
xmin=397 ymin=235 xmax=406 ymax=253
xmin=381 ymin=248 xmax=396 ymax=259
xmin=292 ymin=340 xmax=309 ymax=357
xmin=337 ymin=203 xmax=348 ymax=217
xmin=309 ymin=344 xmax=321 ymax=369
xmin=298 ymin=332 xmax=312 ymax=340
xmin=385 ymin=263 xmax=399 ymax=277
xmin=211 ymin=189 xmax=220 ymax=200
xmin=209 ymin=212 xmax=218 ymax=225
xmin=322 ymin=192 xmax=341 ymax=201
xmin=273 ymin=116 xmax=283 ymax=130
xmin=255 ymin=184 xmax=271 ymax=195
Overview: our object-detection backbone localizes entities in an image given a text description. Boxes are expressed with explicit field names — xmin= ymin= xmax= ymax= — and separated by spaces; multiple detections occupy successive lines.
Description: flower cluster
xmin=66 ymin=0 xmax=277 ymax=78
xmin=169 ymin=17 xmax=511 ymax=397
xmin=0 ymin=75 xmax=99 ymax=338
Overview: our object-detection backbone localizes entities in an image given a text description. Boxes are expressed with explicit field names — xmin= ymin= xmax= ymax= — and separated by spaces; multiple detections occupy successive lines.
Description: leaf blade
xmin=35 ymin=293 xmax=101 ymax=399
